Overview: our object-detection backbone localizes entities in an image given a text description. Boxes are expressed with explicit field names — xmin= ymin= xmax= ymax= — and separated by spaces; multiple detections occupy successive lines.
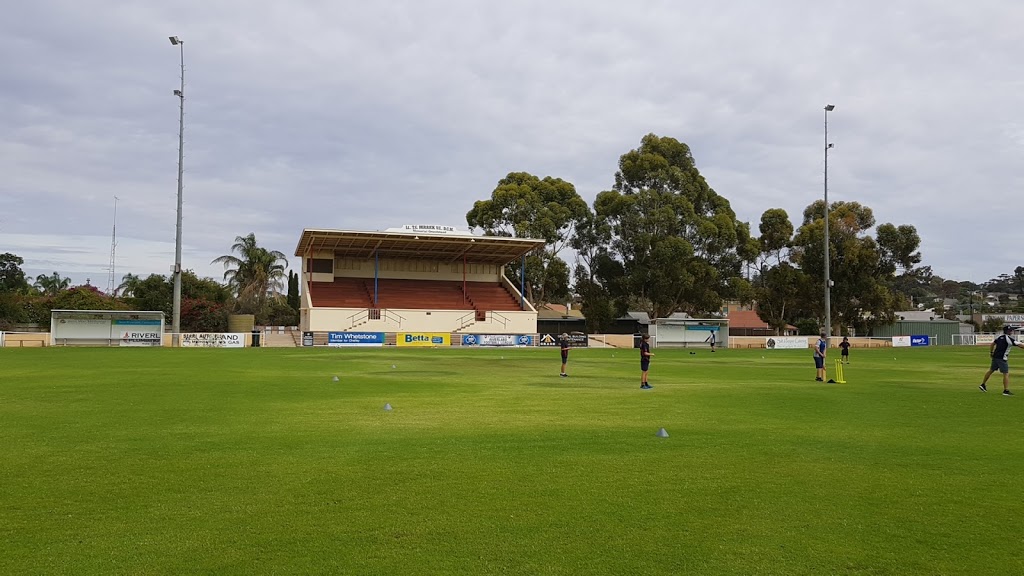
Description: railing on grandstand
xmin=451 ymin=310 xmax=513 ymax=332
xmin=347 ymin=308 xmax=405 ymax=330
xmin=489 ymin=311 xmax=510 ymax=329
xmin=383 ymin=309 xmax=405 ymax=327
xmin=346 ymin=309 xmax=366 ymax=328
xmin=457 ymin=311 xmax=476 ymax=331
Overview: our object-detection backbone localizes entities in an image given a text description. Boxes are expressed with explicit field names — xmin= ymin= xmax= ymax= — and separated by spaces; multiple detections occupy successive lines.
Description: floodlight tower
xmin=824 ymin=104 xmax=835 ymax=340
xmin=170 ymin=35 xmax=185 ymax=345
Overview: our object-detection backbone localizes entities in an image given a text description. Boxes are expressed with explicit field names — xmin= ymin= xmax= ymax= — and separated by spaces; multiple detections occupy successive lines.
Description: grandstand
xmin=295 ymin=226 xmax=545 ymax=334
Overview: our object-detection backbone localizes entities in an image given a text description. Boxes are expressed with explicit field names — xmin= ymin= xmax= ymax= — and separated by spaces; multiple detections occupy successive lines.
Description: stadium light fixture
xmin=171 ymin=35 xmax=185 ymax=346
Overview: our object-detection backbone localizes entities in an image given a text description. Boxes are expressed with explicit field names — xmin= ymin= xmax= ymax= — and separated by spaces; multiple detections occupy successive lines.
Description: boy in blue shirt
xmin=814 ymin=333 xmax=827 ymax=382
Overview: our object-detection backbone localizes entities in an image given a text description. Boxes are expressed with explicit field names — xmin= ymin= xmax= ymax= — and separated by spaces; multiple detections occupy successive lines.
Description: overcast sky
xmin=2 ymin=0 xmax=1021 ymax=291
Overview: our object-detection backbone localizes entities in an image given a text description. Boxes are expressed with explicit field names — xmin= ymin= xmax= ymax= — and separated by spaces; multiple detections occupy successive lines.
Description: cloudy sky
xmin=2 ymin=0 xmax=1021 ymax=290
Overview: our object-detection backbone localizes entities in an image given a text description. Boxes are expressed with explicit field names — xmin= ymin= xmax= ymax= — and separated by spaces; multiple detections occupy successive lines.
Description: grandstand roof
xmin=295 ymin=228 xmax=546 ymax=264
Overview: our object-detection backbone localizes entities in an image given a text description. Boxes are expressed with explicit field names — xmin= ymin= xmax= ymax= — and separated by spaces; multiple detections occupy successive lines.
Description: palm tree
xmin=34 ymin=272 xmax=72 ymax=296
xmin=212 ymin=233 xmax=288 ymax=314
xmin=117 ymin=273 xmax=142 ymax=298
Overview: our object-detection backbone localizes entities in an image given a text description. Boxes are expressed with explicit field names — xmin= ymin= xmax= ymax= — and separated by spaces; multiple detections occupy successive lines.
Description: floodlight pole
xmin=823 ymin=104 xmax=835 ymax=341
xmin=171 ymin=36 xmax=185 ymax=346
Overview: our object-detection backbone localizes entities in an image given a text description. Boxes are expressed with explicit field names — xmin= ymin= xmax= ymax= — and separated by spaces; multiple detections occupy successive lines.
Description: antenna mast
xmin=106 ymin=196 xmax=119 ymax=295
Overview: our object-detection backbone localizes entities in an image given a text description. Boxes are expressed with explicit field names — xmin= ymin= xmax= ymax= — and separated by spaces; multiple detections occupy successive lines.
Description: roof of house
xmin=624 ymin=311 xmax=650 ymax=324
xmin=729 ymin=310 xmax=796 ymax=330
xmin=537 ymin=305 xmax=585 ymax=320
xmin=895 ymin=310 xmax=944 ymax=322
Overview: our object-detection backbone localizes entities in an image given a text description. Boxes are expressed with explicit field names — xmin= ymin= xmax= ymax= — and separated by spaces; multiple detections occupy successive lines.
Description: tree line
xmin=467 ymin=133 xmax=1023 ymax=334
xmin=0 ymin=233 xmax=297 ymax=331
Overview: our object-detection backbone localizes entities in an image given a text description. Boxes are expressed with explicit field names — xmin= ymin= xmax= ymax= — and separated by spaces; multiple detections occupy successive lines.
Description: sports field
xmin=1 ymin=345 xmax=1021 ymax=575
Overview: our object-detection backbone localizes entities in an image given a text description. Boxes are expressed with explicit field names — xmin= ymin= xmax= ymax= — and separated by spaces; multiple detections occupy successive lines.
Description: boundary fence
xmin=3 ymin=330 xmax=979 ymax=349
xmin=0 ymin=332 xmax=48 ymax=347
xmin=1 ymin=329 xmax=643 ymax=349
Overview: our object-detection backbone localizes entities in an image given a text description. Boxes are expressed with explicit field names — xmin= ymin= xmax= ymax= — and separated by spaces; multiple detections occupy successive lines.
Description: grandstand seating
xmin=309 ymin=278 xmax=522 ymax=312
xmin=463 ymin=282 xmax=521 ymax=311
xmin=308 ymin=278 xmax=373 ymax=308
xmin=376 ymin=279 xmax=471 ymax=310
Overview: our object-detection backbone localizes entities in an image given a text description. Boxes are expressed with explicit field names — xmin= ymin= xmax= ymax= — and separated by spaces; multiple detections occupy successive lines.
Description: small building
xmin=50 ymin=309 xmax=166 ymax=347
xmin=870 ymin=319 xmax=961 ymax=346
xmin=536 ymin=304 xmax=587 ymax=335
xmin=727 ymin=310 xmax=797 ymax=336
xmin=651 ymin=317 xmax=729 ymax=348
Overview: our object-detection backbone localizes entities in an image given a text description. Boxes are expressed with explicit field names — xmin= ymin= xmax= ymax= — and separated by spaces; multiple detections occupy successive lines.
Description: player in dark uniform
xmin=979 ymin=325 xmax=1024 ymax=396
xmin=839 ymin=336 xmax=851 ymax=364
xmin=640 ymin=334 xmax=654 ymax=389
xmin=559 ymin=333 xmax=570 ymax=377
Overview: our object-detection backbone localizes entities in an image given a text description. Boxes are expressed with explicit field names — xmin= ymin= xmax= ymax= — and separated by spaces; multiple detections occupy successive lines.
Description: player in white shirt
xmin=979 ymin=325 xmax=1024 ymax=396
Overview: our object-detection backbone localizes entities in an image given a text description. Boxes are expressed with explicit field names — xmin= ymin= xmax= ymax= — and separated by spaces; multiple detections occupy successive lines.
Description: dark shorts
xmin=991 ymin=358 xmax=1009 ymax=374
xmin=841 ymin=349 xmax=849 ymax=356
xmin=561 ymin=352 xmax=568 ymax=362
xmin=814 ymin=356 xmax=825 ymax=369
xmin=640 ymin=361 xmax=650 ymax=371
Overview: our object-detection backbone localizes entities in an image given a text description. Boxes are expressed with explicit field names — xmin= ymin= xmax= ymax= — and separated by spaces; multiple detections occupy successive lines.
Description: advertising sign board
xmin=765 ymin=337 xmax=808 ymax=350
xmin=892 ymin=336 xmax=911 ymax=347
xmin=398 ymin=333 xmax=451 ymax=347
xmin=462 ymin=334 xmax=534 ymax=347
xmin=328 ymin=332 xmax=385 ymax=347
xmin=538 ymin=333 xmax=589 ymax=347
xmin=114 ymin=319 xmax=162 ymax=347
xmin=181 ymin=333 xmax=246 ymax=348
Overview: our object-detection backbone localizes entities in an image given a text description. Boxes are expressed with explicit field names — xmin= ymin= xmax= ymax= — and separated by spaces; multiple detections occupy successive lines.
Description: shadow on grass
xmin=525 ymin=377 xmax=632 ymax=390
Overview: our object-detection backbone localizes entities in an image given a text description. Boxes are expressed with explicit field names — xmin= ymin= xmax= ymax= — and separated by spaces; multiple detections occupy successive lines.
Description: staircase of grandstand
xmin=309 ymin=279 xmax=521 ymax=312
xmin=462 ymin=282 xmax=521 ymax=313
